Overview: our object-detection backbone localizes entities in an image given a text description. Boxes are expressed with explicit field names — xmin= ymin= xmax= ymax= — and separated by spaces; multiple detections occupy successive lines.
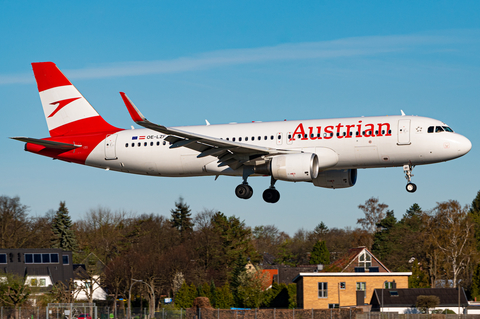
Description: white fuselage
xmin=85 ymin=115 xmax=471 ymax=178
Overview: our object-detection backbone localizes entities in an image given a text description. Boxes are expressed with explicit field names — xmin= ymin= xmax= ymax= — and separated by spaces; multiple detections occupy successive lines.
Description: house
xmin=73 ymin=264 xmax=107 ymax=301
xmin=0 ymin=248 xmax=73 ymax=287
xmin=293 ymin=247 xmax=411 ymax=309
xmin=370 ymin=288 xmax=468 ymax=314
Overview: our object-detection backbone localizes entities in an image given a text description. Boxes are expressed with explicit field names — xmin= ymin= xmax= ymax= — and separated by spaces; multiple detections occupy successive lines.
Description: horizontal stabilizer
xmin=10 ymin=137 xmax=82 ymax=150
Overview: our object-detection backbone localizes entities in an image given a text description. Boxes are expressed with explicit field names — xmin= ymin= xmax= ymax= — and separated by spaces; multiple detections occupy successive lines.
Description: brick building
xmin=293 ymin=247 xmax=411 ymax=309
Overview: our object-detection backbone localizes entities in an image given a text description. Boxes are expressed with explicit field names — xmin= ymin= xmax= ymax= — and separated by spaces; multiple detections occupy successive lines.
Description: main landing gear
xmin=403 ymin=164 xmax=417 ymax=193
xmin=235 ymin=173 xmax=280 ymax=203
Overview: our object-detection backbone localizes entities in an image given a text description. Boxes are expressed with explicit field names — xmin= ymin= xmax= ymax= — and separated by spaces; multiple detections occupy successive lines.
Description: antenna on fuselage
xmin=400 ymin=110 xmax=405 ymax=116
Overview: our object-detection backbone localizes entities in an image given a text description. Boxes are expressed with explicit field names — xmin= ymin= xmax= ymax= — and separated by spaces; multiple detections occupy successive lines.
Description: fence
xmin=5 ymin=307 xmax=480 ymax=319
xmin=357 ymin=314 xmax=480 ymax=319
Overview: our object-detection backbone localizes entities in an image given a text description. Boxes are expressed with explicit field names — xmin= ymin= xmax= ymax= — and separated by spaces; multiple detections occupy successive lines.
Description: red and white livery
xmin=11 ymin=62 xmax=472 ymax=203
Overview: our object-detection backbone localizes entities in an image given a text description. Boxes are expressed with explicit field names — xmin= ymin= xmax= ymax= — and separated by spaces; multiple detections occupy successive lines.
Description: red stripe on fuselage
xmin=25 ymin=129 xmax=123 ymax=165
xmin=49 ymin=116 xmax=121 ymax=137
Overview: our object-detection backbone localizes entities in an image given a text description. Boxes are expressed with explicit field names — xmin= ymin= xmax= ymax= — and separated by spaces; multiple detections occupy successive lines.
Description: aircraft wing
xmin=120 ymin=92 xmax=297 ymax=169
xmin=10 ymin=137 xmax=82 ymax=150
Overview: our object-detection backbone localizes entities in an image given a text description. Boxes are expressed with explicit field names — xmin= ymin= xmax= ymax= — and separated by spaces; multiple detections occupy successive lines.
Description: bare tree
xmin=0 ymin=196 xmax=31 ymax=248
xmin=428 ymin=200 xmax=476 ymax=288
xmin=357 ymin=197 xmax=388 ymax=233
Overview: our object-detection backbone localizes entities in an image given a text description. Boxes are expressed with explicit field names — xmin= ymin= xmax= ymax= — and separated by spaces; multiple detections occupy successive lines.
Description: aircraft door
xmin=397 ymin=120 xmax=411 ymax=145
xmin=105 ymin=134 xmax=118 ymax=160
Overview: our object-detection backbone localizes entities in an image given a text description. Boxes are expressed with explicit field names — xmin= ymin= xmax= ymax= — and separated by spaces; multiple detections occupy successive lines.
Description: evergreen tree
xmin=409 ymin=261 xmax=430 ymax=288
xmin=469 ymin=190 xmax=480 ymax=251
xmin=170 ymin=197 xmax=193 ymax=241
xmin=309 ymin=240 xmax=330 ymax=265
xmin=51 ymin=202 xmax=78 ymax=251
xmin=209 ymin=280 xmax=217 ymax=308
xmin=215 ymin=284 xmax=234 ymax=308
xmin=174 ymin=282 xmax=197 ymax=309
xmin=470 ymin=263 xmax=480 ymax=300
xmin=230 ymin=254 xmax=248 ymax=306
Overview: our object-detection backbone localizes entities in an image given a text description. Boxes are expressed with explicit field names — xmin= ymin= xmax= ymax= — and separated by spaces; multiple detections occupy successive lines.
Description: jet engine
xmin=312 ymin=169 xmax=357 ymax=189
xmin=266 ymin=153 xmax=319 ymax=182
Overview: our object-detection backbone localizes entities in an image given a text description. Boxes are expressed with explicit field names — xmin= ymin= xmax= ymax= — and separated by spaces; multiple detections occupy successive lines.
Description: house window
xmin=40 ymin=279 xmax=46 ymax=287
xmin=339 ymin=282 xmax=346 ymax=290
xmin=318 ymin=282 xmax=328 ymax=298
xmin=31 ymin=278 xmax=38 ymax=286
xmin=328 ymin=304 xmax=339 ymax=309
xmin=63 ymin=255 xmax=69 ymax=265
xmin=358 ymin=251 xmax=372 ymax=269
xmin=385 ymin=281 xmax=394 ymax=289
xmin=0 ymin=254 xmax=6 ymax=264
xmin=356 ymin=282 xmax=366 ymax=298
xmin=24 ymin=253 xmax=59 ymax=264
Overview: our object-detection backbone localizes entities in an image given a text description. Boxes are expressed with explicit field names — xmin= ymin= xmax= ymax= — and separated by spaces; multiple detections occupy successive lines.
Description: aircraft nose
xmin=456 ymin=134 xmax=472 ymax=156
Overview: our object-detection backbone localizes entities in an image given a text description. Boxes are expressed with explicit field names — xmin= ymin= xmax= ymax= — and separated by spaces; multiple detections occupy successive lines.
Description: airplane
xmin=11 ymin=62 xmax=472 ymax=203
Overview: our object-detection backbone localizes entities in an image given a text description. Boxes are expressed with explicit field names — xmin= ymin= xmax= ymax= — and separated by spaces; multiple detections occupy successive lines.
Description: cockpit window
xmin=435 ymin=126 xmax=444 ymax=132
xmin=428 ymin=126 xmax=434 ymax=133
xmin=443 ymin=126 xmax=454 ymax=132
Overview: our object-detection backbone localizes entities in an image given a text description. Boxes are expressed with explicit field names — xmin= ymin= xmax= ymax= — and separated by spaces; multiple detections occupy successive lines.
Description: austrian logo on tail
xmin=48 ymin=97 xmax=81 ymax=118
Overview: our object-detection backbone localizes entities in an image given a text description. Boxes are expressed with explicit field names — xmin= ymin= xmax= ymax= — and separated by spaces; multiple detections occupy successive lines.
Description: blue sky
xmin=1 ymin=1 xmax=479 ymax=235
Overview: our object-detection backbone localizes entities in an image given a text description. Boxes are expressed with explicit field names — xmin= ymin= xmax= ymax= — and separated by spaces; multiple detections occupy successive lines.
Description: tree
xmin=170 ymin=197 xmax=193 ymax=241
xmin=357 ymin=197 xmax=388 ymax=233
xmin=0 ymin=274 xmax=31 ymax=319
xmin=416 ymin=295 xmax=440 ymax=313
xmin=215 ymin=283 xmax=234 ymax=308
xmin=469 ymin=190 xmax=480 ymax=251
xmin=0 ymin=196 xmax=31 ymax=248
xmin=51 ymin=201 xmax=78 ymax=251
xmin=310 ymin=240 xmax=330 ymax=265
xmin=313 ymin=222 xmax=329 ymax=240
xmin=174 ymin=282 xmax=196 ymax=309
xmin=409 ymin=261 xmax=430 ymax=288
xmin=470 ymin=263 xmax=480 ymax=300
xmin=236 ymin=268 xmax=270 ymax=308
xmin=428 ymin=200 xmax=476 ymax=288
xmin=230 ymin=254 xmax=248 ymax=305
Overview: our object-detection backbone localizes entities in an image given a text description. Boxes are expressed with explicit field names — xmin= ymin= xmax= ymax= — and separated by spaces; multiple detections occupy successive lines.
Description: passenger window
xmin=264 ymin=136 xmax=267 ymax=140
xmin=288 ymin=135 xmax=292 ymax=139
xmin=258 ymin=136 xmax=261 ymax=140
xmin=317 ymin=133 xmax=321 ymax=138
xmin=304 ymin=134 xmax=307 ymax=139
xmin=252 ymin=136 xmax=255 ymax=141
xmin=382 ymin=130 xmax=385 ymax=135
xmin=271 ymin=135 xmax=274 ymax=140
xmin=349 ymin=132 xmax=353 ymax=136
xmin=375 ymin=130 xmax=378 ymax=135
xmin=239 ymin=137 xmax=242 ymax=141
xmin=330 ymin=133 xmax=333 ymax=137
xmin=343 ymin=132 xmax=346 ymax=136
xmin=138 ymin=142 xmax=141 ymax=147
xmin=131 ymin=143 xmax=135 ymax=147
xmin=245 ymin=137 xmax=248 ymax=141
xmin=311 ymin=134 xmax=314 ymax=138
xmin=336 ymin=132 xmax=339 ymax=137
xmin=150 ymin=142 xmax=153 ymax=146
xmin=226 ymin=138 xmax=229 ymax=141
xmin=125 ymin=143 xmax=128 ymax=147
xmin=298 ymin=134 xmax=301 ymax=139
xmin=144 ymin=142 xmax=147 ymax=146
xmin=157 ymin=141 xmax=160 ymax=146
xmin=388 ymin=130 xmax=392 ymax=134
xmin=278 ymin=135 xmax=281 ymax=139
xmin=163 ymin=141 xmax=166 ymax=145
xmin=233 ymin=137 xmax=236 ymax=142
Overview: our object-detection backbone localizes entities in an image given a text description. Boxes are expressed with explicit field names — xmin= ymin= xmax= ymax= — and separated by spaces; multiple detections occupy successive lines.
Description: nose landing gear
xmin=403 ymin=164 xmax=417 ymax=193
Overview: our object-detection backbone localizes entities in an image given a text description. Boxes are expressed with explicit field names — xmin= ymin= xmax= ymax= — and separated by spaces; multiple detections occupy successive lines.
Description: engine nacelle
xmin=312 ymin=169 xmax=357 ymax=189
xmin=270 ymin=153 xmax=319 ymax=182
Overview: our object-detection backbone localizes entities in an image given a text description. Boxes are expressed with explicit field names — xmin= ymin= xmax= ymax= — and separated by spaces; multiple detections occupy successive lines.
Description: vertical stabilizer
xmin=32 ymin=62 xmax=119 ymax=137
